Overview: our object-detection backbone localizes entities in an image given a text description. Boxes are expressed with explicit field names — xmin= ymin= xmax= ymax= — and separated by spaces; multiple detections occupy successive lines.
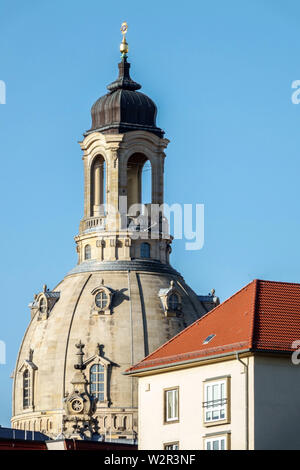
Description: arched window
xmin=91 ymin=156 xmax=106 ymax=217
xmin=127 ymin=153 xmax=151 ymax=210
xmin=90 ymin=364 xmax=105 ymax=402
xmin=23 ymin=370 xmax=30 ymax=409
xmin=168 ymin=293 xmax=180 ymax=311
xmin=95 ymin=290 xmax=108 ymax=310
xmin=39 ymin=297 xmax=47 ymax=315
xmin=85 ymin=244 xmax=91 ymax=260
xmin=140 ymin=242 xmax=150 ymax=259
xmin=141 ymin=160 xmax=152 ymax=206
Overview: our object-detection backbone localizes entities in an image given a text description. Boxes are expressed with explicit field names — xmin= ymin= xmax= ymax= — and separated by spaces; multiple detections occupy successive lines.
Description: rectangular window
xmin=203 ymin=379 xmax=228 ymax=424
xmin=164 ymin=442 xmax=179 ymax=450
xmin=23 ymin=370 xmax=31 ymax=409
xmin=204 ymin=436 xmax=227 ymax=450
xmin=90 ymin=364 xmax=105 ymax=403
xmin=164 ymin=388 xmax=179 ymax=423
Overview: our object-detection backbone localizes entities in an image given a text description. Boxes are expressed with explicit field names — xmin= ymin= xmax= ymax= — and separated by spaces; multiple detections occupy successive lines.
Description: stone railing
xmin=84 ymin=216 xmax=106 ymax=230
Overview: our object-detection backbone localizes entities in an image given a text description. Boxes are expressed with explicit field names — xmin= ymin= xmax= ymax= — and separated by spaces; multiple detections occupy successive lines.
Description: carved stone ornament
xmin=63 ymin=342 xmax=98 ymax=439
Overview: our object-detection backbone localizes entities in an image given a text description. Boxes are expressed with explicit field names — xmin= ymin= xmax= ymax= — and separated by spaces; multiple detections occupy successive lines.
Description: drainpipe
xmin=236 ymin=352 xmax=249 ymax=450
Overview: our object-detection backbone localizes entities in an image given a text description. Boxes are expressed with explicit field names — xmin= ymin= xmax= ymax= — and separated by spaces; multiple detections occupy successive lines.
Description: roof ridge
xmin=255 ymin=279 xmax=300 ymax=286
xmin=130 ymin=279 xmax=257 ymax=370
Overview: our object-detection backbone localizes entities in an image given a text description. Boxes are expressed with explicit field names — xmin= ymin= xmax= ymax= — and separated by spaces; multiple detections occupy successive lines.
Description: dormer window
xmin=91 ymin=284 xmax=113 ymax=315
xmin=159 ymin=281 xmax=182 ymax=318
xmin=29 ymin=287 xmax=60 ymax=321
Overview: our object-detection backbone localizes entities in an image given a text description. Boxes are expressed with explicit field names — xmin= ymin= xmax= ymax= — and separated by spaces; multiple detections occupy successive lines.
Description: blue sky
xmin=1 ymin=0 xmax=300 ymax=426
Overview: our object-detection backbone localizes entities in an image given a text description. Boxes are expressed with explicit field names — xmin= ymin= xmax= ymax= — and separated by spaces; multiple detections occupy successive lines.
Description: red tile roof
xmin=126 ymin=279 xmax=300 ymax=374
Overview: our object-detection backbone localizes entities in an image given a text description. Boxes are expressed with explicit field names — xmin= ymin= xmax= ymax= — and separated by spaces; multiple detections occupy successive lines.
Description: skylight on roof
xmin=203 ymin=334 xmax=216 ymax=345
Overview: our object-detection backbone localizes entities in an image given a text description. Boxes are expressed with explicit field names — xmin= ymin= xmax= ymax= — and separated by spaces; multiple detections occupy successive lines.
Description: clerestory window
xmin=85 ymin=244 xmax=91 ymax=260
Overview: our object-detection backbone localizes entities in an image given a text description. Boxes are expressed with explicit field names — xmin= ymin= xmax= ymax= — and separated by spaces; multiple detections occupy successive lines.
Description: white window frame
xmin=204 ymin=436 xmax=227 ymax=450
xmin=164 ymin=442 xmax=179 ymax=450
xmin=203 ymin=379 xmax=228 ymax=424
xmin=164 ymin=388 xmax=179 ymax=423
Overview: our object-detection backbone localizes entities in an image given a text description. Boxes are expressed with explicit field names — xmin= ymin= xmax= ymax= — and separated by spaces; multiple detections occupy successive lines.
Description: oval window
xmin=95 ymin=290 xmax=108 ymax=309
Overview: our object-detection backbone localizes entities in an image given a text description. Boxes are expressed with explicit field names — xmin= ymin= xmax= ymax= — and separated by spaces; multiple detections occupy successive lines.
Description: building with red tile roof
xmin=126 ymin=279 xmax=300 ymax=374
xmin=126 ymin=280 xmax=300 ymax=450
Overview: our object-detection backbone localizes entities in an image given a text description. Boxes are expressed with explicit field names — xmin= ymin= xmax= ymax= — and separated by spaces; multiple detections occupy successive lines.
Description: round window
xmin=95 ymin=291 xmax=108 ymax=310
xmin=168 ymin=293 xmax=180 ymax=311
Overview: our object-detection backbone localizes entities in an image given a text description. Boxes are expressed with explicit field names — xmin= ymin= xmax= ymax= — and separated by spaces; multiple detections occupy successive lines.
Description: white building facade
xmin=136 ymin=354 xmax=300 ymax=450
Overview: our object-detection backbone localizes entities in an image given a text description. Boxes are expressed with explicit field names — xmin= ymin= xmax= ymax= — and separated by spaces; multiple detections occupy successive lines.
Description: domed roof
xmin=86 ymin=59 xmax=164 ymax=138
xmin=11 ymin=261 xmax=208 ymax=437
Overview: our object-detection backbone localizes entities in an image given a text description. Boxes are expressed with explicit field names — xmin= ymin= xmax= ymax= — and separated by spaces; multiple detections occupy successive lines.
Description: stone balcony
xmin=82 ymin=216 xmax=106 ymax=232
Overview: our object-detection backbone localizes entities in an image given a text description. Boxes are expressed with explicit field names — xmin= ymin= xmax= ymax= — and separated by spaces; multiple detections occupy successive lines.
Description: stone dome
xmin=87 ymin=59 xmax=164 ymax=138
xmin=11 ymin=260 xmax=210 ymax=438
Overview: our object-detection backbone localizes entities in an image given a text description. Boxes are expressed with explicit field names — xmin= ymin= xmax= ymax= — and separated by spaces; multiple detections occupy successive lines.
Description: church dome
xmin=87 ymin=59 xmax=164 ymax=138
xmin=11 ymin=261 xmax=209 ymax=438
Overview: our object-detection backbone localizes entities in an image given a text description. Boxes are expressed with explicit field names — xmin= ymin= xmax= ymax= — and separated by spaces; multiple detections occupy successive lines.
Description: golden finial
xmin=120 ymin=21 xmax=129 ymax=58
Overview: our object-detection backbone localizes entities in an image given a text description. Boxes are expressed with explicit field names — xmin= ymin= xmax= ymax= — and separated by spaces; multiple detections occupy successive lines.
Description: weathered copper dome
xmin=86 ymin=58 xmax=164 ymax=137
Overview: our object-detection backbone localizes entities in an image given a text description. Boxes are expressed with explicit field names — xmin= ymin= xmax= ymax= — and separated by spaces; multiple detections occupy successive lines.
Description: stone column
xmin=106 ymin=147 xmax=120 ymax=232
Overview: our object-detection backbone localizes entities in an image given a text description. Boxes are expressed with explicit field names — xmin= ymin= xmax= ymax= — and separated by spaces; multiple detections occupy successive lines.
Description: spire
xmin=87 ymin=21 xmax=164 ymax=137
xmin=107 ymin=21 xmax=141 ymax=93
xmin=120 ymin=21 xmax=129 ymax=59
